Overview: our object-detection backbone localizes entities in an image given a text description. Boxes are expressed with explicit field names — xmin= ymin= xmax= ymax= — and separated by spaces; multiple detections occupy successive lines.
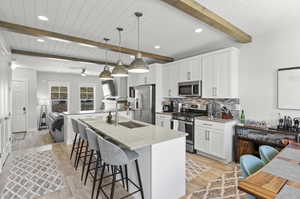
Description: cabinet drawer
xmin=156 ymin=114 xmax=172 ymax=120
xmin=195 ymin=120 xmax=225 ymax=130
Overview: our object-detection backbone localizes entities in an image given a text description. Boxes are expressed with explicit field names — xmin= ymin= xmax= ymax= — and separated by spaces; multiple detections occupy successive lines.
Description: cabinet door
xmin=202 ymin=55 xmax=216 ymax=98
xmin=162 ymin=65 xmax=171 ymax=97
xmin=208 ymin=129 xmax=225 ymax=159
xmin=190 ymin=58 xmax=202 ymax=81
xmin=163 ymin=118 xmax=171 ymax=129
xmin=215 ymin=52 xmax=231 ymax=98
xmin=194 ymin=125 xmax=209 ymax=152
xmin=147 ymin=65 xmax=156 ymax=84
xmin=169 ymin=63 xmax=179 ymax=97
xmin=178 ymin=61 xmax=189 ymax=82
xmin=156 ymin=117 xmax=162 ymax=127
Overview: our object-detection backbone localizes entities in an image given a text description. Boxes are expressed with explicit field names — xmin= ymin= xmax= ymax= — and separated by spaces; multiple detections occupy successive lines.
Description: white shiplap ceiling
xmin=1 ymin=0 xmax=300 ymax=75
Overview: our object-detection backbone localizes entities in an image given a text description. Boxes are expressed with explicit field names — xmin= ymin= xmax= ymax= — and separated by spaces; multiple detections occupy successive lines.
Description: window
xmin=80 ymin=86 xmax=95 ymax=112
xmin=50 ymin=86 xmax=68 ymax=113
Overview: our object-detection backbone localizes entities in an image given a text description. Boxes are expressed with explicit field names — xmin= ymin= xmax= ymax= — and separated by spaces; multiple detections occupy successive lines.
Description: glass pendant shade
xmin=129 ymin=12 xmax=149 ymax=73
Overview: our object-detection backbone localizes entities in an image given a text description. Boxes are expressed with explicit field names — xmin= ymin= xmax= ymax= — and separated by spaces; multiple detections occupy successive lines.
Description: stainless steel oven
xmin=178 ymin=81 xmax=202 ymax=97
xmin=170 ymin=103 xmax=208 ymax=153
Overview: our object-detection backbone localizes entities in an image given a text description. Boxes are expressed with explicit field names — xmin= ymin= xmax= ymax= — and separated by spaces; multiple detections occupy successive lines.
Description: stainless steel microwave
xmin=178 ymin=81 xmax=202 ymax=97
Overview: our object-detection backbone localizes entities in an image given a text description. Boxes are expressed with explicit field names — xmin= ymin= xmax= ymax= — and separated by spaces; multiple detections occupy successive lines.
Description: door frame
xmin=12 ymin=80 xmax=28 ymax=133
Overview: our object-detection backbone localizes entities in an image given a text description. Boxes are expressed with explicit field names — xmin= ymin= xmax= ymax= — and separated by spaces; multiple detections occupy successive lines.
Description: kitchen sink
xmin=118 ymin=121 xmax=147 ymax=129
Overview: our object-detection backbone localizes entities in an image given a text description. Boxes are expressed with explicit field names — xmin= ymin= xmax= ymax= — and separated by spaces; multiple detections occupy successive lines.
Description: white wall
xmin=37 ymin=71 xmax=104 ymax=114
xmin=238 ymin=27 xmax=300 ymax=122
xmin=12 ymin=68 xmax=38 ymax=131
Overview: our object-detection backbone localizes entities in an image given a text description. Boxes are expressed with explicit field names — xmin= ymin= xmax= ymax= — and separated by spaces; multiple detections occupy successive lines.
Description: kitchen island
xmin=65 ymin=113 xmax=186 ymax=199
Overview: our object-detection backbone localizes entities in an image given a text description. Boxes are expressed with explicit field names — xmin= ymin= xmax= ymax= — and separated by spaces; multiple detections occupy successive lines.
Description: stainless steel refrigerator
xmin=133 ymin=84 xmax=156 ymax=124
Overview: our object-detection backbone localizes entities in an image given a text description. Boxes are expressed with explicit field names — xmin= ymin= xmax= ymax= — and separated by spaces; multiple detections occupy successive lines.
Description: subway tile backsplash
xmin=163 ymin=97 xmax=240 ymax=119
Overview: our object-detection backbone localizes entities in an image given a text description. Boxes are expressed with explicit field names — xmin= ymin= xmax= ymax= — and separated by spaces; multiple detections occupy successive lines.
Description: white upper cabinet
xmin=202 ymin=48 xmax=239 ymax=98
xmin=178 ymin=57 xmax=202 ymax=82
xmin=162 ymin=64 xmax=171 ymax=97
xmin=162 ymin=63 xmax=179 ymax=97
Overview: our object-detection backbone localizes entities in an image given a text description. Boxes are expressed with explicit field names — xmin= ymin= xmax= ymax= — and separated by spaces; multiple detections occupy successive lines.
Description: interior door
xmin=12 ymin=80 xmax=27 ymax=133
xmin=0 ymin=55 xmax=12 ymax=172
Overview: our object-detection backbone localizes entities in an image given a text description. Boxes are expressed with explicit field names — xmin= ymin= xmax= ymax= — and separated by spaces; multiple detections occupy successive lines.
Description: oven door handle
xmin=172 ymin=120 xmax=193 ymax=125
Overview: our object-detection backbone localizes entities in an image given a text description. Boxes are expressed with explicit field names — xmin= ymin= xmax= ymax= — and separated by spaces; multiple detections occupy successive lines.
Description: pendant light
xmin=99 ymin=38 xmax=113 ymax=80
xmin=128 ymin=12 xmax=149 ymax=73
xmin=111 ymin=27 xmax=128 ymax=77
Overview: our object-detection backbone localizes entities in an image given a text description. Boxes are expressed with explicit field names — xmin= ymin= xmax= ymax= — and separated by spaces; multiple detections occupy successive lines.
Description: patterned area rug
xmin=1 ymin=150 xmax=64 ymax=199
xmin=186 ymin=157 xmax=211 ymax=182
xmin=187 ymin=166 xmax=247 ymax=199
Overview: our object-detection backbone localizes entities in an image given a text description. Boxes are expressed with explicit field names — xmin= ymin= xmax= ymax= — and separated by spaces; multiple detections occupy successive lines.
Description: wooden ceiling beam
xmin=11 ymin=49 xmax=131 ymax=67
xmin=1 ymin=21 xmax=174 ymax=62
xmin=162 ymin=0 xmax=252 ymax=43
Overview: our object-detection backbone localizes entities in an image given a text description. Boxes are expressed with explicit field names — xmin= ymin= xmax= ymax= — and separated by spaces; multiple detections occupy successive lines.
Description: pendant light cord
xmin=104 ymin=38 xmax=109 ymax=70
xmin=138 ymin=16 xmax=140 ymax=52
xmin=118 ymin=28 xmax=122 ymax=60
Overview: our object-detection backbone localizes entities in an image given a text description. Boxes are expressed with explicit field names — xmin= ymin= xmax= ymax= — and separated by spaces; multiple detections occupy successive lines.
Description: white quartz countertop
xmin=81 ymin=116 xmax=186 ymax=150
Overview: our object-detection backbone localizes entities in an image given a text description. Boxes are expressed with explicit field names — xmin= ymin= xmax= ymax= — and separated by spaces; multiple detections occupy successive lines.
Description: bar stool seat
xmin=96 ymin=136 xmax=144 ymax=199
xmin=122 ymin=148 xmax=139 ymax=162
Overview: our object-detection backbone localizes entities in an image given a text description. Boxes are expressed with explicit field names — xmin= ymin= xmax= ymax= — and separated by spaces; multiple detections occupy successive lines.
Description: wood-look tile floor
xmin=1 ymin=130 xmax=235 ymax=199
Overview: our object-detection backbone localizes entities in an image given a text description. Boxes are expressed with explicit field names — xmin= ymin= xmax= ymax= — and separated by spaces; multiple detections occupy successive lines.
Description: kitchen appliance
xmin=171 ymin=103 xmax=208 ymax=153
xmin=133 ymin=84 xmax=156 ymax=124
xmin=163 ymin=104 xmax=173 ymax=112
xmin=178 ymin=81 xmax=202 ymax=97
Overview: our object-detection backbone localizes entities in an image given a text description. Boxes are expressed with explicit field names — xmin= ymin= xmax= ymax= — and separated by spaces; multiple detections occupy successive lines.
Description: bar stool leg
xmin=124 ymin=165 xmax=129 ymax=192
xmin=74 ymin=137 xmax=82 ymax=167
xmin=110 ymin=166 xmax=117 ymax=199
xmin=70 ymin=133 xmax=78 ymax=160
xmin=96 ymin=162 xmax=106 ymax=199
xmin=119 ymin=166 xmax=125 ymax=188
xmin=135 ymin=160 xmax=144 ymax=199
xmin=81 ymin=142 xmax=89 ymax=181
xmin=84 ymin=149 xmax=94 ymax=185
xmin=76 ymin=140 xmax=85 ymax=170
xmin=91 ymin=151 xmax=100 ymax=199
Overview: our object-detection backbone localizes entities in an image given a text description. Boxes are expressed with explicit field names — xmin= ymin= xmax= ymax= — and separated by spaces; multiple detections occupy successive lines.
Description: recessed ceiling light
xmin=154 ymin=45 xmax=160 ymax=49
xmin=47 ymin=37 xmax=71 ymax=43
xmin=38 ymin=15 xmax=49 ymax=21
xmin=195 ymin=28 xmax=203 ymax=33
xmin=37 ymin=38 xmax=45 ymax=42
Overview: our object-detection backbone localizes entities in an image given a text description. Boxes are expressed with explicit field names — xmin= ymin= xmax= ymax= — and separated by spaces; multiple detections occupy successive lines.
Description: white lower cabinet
xmin=194 ymin=119 xmax=236 ymax=163
xmin=155 ymin=114 xmax=171 ymax=129
xmin=194 ymin=127 xmax=209 ymax=152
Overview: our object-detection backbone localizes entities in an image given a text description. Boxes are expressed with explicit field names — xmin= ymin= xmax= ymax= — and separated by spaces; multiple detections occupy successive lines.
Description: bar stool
xmin=240 ymin=155 xmax=265 ymax=199
xmin=259 ymin=145 xmax=279 ymax=164
xmin=70 ymin=118 xmax=80 ymax=161
xmin=75 ymin=120 xmax=91 ymax=181
xmin=84 ymin=127 xmax=103 ymax=199
xmin=96 ymin=136 xmax=144 ymax=199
